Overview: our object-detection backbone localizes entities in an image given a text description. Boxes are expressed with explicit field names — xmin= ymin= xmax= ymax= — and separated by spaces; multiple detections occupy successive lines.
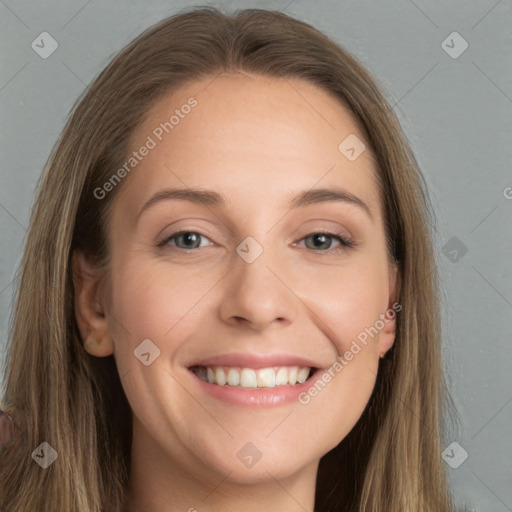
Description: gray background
xmin=1 ymin=0 xmax=511 ymax=510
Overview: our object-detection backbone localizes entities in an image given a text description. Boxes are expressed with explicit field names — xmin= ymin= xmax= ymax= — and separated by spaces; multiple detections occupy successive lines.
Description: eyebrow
xmin=136 ymin=186 xmax=374 ymax=223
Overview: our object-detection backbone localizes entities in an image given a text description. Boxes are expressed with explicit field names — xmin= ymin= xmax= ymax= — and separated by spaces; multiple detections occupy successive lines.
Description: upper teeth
xmin=192 ymin=366 xmax=312 ymax=388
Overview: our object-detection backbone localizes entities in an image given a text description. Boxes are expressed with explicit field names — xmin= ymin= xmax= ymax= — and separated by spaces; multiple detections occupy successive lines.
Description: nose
xmin=218 ymin=244 xmax=299 ymax=331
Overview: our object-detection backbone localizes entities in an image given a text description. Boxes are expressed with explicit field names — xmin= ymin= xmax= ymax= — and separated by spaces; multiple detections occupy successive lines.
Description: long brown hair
xmin=0 ymin=6 xmax=458 ymax=511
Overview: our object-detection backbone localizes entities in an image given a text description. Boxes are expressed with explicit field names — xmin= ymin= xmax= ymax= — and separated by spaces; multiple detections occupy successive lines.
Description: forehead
xmin=113 ymin=72 xmax=382 ymax=225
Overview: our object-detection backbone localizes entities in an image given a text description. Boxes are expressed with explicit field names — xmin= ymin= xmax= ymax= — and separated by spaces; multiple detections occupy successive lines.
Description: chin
xmin=201 ymin=447 xmax=312 ymax=486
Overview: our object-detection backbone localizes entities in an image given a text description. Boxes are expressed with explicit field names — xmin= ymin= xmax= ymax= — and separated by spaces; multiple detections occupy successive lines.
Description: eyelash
xmin=157 ymin=230 xmax=356 ymax=255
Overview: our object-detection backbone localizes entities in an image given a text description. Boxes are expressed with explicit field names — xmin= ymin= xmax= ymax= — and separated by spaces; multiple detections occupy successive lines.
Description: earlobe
xmin=72 ymin=250 xmax=114 ymax=357
xmin=84 ymin=333 xmax=115 ymax=357
xmin=378 ymin=316 xmax=396 ymax=358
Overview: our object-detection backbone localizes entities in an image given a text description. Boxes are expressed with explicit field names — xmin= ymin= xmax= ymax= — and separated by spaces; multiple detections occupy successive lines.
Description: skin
xmin=73 ymin=72 xmax=400 ymax=512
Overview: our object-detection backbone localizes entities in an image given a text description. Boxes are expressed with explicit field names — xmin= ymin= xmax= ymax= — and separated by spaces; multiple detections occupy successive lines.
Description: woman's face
xmin=76 ymin=72 xmax=399 ymax=491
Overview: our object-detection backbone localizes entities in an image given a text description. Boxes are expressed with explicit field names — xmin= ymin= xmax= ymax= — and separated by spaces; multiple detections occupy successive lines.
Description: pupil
xmin=183 ymin=232 xmax=197 ymax=247
xmin=313 ymin=234 xmax=328 ymax=249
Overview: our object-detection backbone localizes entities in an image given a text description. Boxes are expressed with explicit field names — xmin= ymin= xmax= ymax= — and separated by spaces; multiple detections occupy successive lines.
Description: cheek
xmin=304 ymin=262 xmax=388 ymax=356
xmin=107 ymin=260 xmax=184 ymax=353
xmin=107 ymin=257 xmax=222 ymax=365
xmin=106 ymin=260 xmax=209 ymax=428
xmin=302 ymin=262 xmax=386 ymax=436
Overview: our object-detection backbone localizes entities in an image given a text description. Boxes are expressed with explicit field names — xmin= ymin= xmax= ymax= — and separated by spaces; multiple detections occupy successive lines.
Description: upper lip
xmin=188 ymin=352 xmax=320 ymax=370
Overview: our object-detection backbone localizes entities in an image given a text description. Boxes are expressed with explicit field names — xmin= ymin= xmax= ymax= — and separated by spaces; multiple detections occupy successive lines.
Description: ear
xmin=72 ymin=250 xmax=114 ymax=357
xmin=378 ymin=261 xmax=401 ymax=357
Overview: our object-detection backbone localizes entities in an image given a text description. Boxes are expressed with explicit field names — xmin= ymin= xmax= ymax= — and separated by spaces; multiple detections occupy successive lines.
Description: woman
xmin=0 ymin=6 xmax=460 ymax=511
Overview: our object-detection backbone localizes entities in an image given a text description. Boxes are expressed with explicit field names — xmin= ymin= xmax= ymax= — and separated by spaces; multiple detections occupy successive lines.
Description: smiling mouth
xmin=189 ymin=365 xmax=318 ymax=388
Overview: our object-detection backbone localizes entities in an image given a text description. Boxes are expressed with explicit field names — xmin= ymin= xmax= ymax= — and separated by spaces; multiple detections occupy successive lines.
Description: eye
xmin=157 ymin=230 xmax=356 ymax=254
xmin=157 ymin=230 xmax=212 ymax=250
xmin=298 ymin=231 xmax=356 ymax=254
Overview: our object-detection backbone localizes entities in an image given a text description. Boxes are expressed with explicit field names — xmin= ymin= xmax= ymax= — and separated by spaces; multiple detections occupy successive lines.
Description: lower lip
xmin=187 ymin=367 xmax=324 ymax=407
